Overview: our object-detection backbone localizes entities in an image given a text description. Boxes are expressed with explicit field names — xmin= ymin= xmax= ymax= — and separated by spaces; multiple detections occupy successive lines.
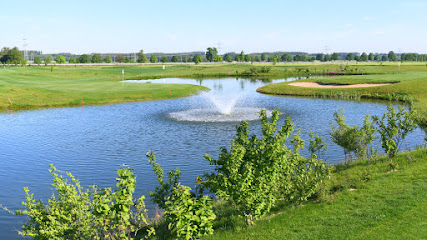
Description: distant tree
xmin=346 ymin=53 xmax=353 ymax=61
xmin=55 ymin=55 xmax=66 ymax=64
xmin=381 ymin=55 xmax=388 ymax=61
xmin=388 ymin=51 xmax=397 ymax=61
xmin=281 ymin=53 xmax=290 ymax=62
xmin=91 ymin=54 xmax=102 ymax=63
xmin=171 ymin=55 xmax=179 ymax=62
xmin=234 ymin=55 xmax=241 ymax=62
xmin=0 ymin=47 xmax=23 ymax=64
xmin=286 ymin=55 xmax=293 ymax=62
xmin=374 ymin=55 xmax=380 ymax=61
xmin=44 ymin=56 xmax=52 ymax=64
xmin=124 ymin=57 xmax=130 ymax=63
xmin=193 ymin=55 xmax=202 ymax=64
xmin=116 ymin=54 xmax=124 ymax=63
xmin=316 ymin=54 xmax=323 ymax=61
xmin=224 ymin=54 xmax=233 ymax=62
xmin=368 ymin=53 xmax=374 ymax=61
xmin=150 ymin=55 xmax=158 ymax=63
xmin=104 ymin=56 xmax=112 ymax=63
xmin=205 ymin=47 xmax=218 ymax=62
xmin=360 ymin=52 xmax=368 ymax=61
xmin=244 ymin=54 xmax=252 ymax=62
xmin=254 ymin=55 xmax=261 ymax=62
xmin=261 ymin=53 xmax=267 ymax=61
xmin=78 ymin=54 xmax=91 ymax=63
xmin=214 ymin=55 xmax=222 ymax=62
xmin=69 ymin=57 xmax=77 ymax=64
xmin=34 ymin=56 xmax=42 ymax=65
xmin=160 ymin=55 xmax=168 ymax=63
xmin=137 ymin=50 xmax=148 ymax=63
xmin=323 ymin=54 xmax=331 ymax=62
xmin=182 ymin=55 xmax=189 ymax=63
xmin=354 ymin=55 xmax=361 ymax=61
xmin=331 ymin=53 xmax=339 ymax=61
xmin=239 ymin=51 xmax=244 ymax=62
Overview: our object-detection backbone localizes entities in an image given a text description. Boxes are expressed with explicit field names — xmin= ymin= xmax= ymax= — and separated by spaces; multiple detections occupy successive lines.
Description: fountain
xmin=169 ymin=92 xmax=273 ymax=122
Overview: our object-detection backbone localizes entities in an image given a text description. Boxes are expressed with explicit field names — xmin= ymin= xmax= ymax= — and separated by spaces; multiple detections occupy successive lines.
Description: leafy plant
xmin=165 ymin=185 xmax=216 ymax=240
xmin=202 ymin=109 xmax=329 ymax=225
xmin=330 ymin=109 xmax=377 ymax=162
xmin=147 ymin=151 xmax=181 ymax=209
xmin=373 ymin=104 xmax=417 ymax=168
xmin=1 ymin=164 xmax=154 ymax=239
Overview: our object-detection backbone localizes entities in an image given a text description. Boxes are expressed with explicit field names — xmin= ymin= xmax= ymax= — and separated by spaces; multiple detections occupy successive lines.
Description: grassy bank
xmin=203 ymin=148 xmax=427 ymax=240
xmin=257 ymin=62 xmax=427 ymax=124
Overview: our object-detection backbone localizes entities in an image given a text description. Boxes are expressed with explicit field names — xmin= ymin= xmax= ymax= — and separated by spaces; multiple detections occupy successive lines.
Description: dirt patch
xmin=288 ymin=82 xmax=393 ymax=88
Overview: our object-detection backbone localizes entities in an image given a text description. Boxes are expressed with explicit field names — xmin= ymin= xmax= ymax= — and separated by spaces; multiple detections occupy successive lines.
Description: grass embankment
xmin=257 ymin=62 xmax=427 ymax=124
xmin=204 ymin=148 xmax=427 ymax=240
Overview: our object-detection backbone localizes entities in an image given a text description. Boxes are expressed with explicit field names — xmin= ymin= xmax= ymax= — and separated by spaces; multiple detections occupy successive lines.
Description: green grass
xmin=203 ymin=148 xmax=427 ymax=240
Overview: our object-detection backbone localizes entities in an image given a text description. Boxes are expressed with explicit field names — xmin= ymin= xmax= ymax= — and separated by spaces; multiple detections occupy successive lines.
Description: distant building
xmin=20 ymin=50 xmax=42 ymax=62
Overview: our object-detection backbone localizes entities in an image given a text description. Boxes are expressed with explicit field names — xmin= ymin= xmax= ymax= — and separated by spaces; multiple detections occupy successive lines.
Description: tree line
xmin=2 ymin=47 xmax=427 ymax=65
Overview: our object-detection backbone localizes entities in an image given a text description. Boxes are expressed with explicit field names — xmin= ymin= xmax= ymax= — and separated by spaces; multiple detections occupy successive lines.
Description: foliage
xmin=193 ymin=55 xmax=202 ymax=65
xmin=2 ymin=164 xmax=154 ymax=239
xmin=150 ymin=55 xmax=158 ymax=63
xmin=34 ymin=56 xmax=42 ymax=65
xmin=0 ymin=47 xmax=23 ymax=64
xmin=56 ymin=55 xmax=66 ymax=64
xmin=137 ymin=50 xmax=148 ymax=63
xmin=223 ymin=54 xmax=233 ymax=62
xmin=203 ymin=109 xmax=329 ymax=225
xmin=78 ymin=54 xmax=91 ymax=63
xmin=116 ymin=54 xmax=125 ymax=63
xmin=244 ymin=54 xmax=251 ymax=62
xmin=91 ymin=54 xmax=103 ymax=63
xmin=308 ymin=131 xmax=328 ymax=157
xmin=373 ymin=104 xmax=417 ymax=161
xmin=147 ymin=151 xmax=181 ymax=209
xmin=165 ymin=185 xmax=216 ymax=240
xmin=205 ymin=47 xmax=218 ymax=62
xmin=171 ymin=55 xmax=179 ymax=62
xmin=160 ymin=55 xmax=168 ymax=63
xmin=44 ymin=56 xmax=52 ymax=64
xmin=104 ymin=56 xmax=112 ymax=63
xmin=330 ymin=109 xmax=377 ymax=161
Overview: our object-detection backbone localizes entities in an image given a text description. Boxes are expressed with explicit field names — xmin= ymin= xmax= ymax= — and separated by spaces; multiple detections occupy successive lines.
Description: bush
xmin=1 ymin=165 xmax=154 ymax=239
xmin=202 ymin=109 xmax=329 ymax=225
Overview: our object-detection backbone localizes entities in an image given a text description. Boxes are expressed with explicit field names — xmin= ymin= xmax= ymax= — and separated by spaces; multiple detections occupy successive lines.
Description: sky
xmin=2 ymin=0 xmax=427 ymax=54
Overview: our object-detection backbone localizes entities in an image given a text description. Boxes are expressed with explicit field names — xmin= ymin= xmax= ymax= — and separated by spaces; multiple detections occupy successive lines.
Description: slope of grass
xmin=203 ymin=148 xmax=427 ymax=240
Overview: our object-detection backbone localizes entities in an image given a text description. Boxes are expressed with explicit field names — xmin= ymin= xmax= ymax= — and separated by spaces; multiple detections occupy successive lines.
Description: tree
xmin=115 ymin=54 xmax=124 ymax=63
xmin=224 ymin=53 xmax=233 ymax=62
xmin=244 ymin=54 xmax=252 ymax=62
xmin=381 ymin=55 xmax=388 ymax=61
xmin=346 ymin=53 xmax=353 ymax=61
xmin=239 ymin=51 xmax=245 ymax=62
xmin=0 ymin=47 xmax=23 ymax=64
xmin=323 ymin=54 xmax=331 ymax=62
xmin=91 ymin=53 xmax=102 ymax=63
xmin=214 ymin=55 xmax=222 ymax=62
xmin=193 ymin=55 xmax=202 ymax=64
xmin=171 ymin=55 xmax=179 ymax=62
xmin=160 ymin=55 xmax=168 ymax=63
xmin=104 ymin=56 xmax=112 ymax=63
xmin=368 ymin=53 xmax=374 ymax=61
xmin=234 ymin=55 xmax=241 ymax=62
xmin=205 ymin=47 xmax=218 ymax=62
xmin=55 ymin=55 xmax=66 ymax=64
xmin=150 ymin=55 xmax=158 ymax=63
xmin=316 ymin=54 xmax=323 ymax=61
xmin=331 ymin=53 xmax=339 ymax=61
xmin=69 ymin=57 xmax=77 ymax=64
xmin=261 ymin=53 xmax=267 ymax=61
xmin=124 ymin=57 xmax=130 ymax=63
xmin=137 ymin=50 xmax=148 ymax=63
xmin=34 ymin=56 xmax=42 ymax=65
xmin=281 ymin=53 xmax=290 ymax=62
xmin=360 ymin=52 xmax=368 ymax=61
xmin=254 ymin=55 xmax=261 ymax=62
xmin=78 ymin=54 xmax=91 ymax=63
xmin=44 ymin=56 xmax=52 ymax=64
xmin=388 ymin=51 xmax=397 ymax=61
xmin=374 ymin=55 xmax=380 ymax=61
xmin=354 ymin=55 xmax=361 ymax=61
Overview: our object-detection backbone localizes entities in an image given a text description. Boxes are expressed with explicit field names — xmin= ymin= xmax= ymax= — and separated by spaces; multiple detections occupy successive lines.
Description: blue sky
xmin=2 ymin=0 xmax=427 ymax=54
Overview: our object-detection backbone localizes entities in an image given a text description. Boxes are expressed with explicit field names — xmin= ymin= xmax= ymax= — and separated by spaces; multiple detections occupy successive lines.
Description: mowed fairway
xmin=0 ymin=65 xmax=208 ymax=110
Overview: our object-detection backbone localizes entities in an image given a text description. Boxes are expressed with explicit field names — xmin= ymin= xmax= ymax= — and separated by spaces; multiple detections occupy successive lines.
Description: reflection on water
xmin=0 ymin=77 xmax=424 ymax=239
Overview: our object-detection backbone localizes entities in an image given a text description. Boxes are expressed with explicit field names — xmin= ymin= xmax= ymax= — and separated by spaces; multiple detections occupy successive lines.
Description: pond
xmin=0 ymin=77 xmax=424 ymax=238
